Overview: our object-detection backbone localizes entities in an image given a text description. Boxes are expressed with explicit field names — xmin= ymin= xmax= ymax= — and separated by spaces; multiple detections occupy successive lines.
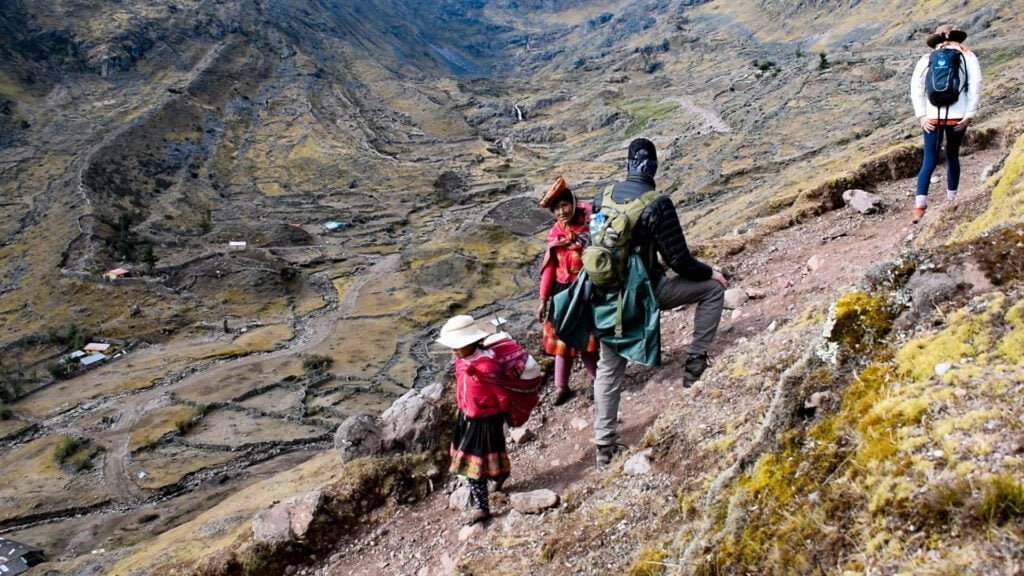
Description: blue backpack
xmin=926 ymin=48 xmax=967 ymax=108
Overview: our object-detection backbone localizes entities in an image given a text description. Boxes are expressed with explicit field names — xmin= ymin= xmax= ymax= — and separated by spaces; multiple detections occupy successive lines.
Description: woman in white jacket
xmin=909 ymin=24 xmax=982 ymax=223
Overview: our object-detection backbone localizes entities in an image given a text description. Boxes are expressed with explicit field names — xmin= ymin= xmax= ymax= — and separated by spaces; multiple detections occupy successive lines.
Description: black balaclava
xmin=627 ymin=138 xmax=658 ymax=179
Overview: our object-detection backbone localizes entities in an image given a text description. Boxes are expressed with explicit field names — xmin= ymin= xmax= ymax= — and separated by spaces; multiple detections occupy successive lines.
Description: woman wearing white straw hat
xmin=437 ymin=314 xmax=512 ymax=525
xmin=909 ymin=24 xmax=982 ymax=223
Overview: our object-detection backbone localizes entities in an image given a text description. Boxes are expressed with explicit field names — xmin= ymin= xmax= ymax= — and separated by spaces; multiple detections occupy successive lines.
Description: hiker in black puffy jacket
xmin=592 ymin=137 xmax=728 ymax=468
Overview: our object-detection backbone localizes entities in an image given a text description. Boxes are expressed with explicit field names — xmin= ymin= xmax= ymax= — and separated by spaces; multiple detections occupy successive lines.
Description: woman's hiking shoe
xmin=595 ymin=443 xmax=627 ymax=469
xmin=683 ymin=352 xmax=711 ymax=388
xmin=552 ymin=387 xmax=576 ymax=406
xmin=463 ymin=508 xmax=490 ymax=525
xmin=912 ymin=206 xmax=927 ymax=224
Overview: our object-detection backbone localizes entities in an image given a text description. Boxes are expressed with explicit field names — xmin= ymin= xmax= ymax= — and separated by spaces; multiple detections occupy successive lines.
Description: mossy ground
xmin=692 ymin=288 xmax=1024 ymax=576
xmin=953 ymin=133 xmax=1024 ymax=241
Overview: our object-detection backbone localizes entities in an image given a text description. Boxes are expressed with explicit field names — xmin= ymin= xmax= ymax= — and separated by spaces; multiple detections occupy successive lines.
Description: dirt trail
xmin=673 ymin=96 xmax=731 ymax=134
xmin=318 ymin=146 xmax=1004 ymax=576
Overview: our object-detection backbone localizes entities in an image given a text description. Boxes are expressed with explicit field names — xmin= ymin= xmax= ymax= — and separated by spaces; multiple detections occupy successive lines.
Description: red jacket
xmin=454 ymin=351 xmax=511 ymax=418
xmin=538 ymin=203 xmax=591 ymax=300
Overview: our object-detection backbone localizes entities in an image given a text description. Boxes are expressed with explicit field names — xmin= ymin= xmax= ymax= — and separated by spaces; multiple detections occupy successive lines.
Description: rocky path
xmin=314 ymin=146 xmax=1003 ymax=576
xmin=673 ymin=96 xmax=731 ymax=134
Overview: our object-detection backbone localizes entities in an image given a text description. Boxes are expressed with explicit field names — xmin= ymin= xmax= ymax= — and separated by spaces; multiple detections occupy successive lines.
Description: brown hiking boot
xmin=912 ymin=206 xmax=927 ymax=224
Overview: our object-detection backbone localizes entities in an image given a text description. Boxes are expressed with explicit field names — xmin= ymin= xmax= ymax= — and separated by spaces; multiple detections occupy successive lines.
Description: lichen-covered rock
xmin=379 ymin=382 xmax=445 ymax=453
xmin=334 ymin=414 xmax=383 ymax=464
xmin=825 ymin=291 xmax=895 ymax=354
xmin=252 ymin=491 xmax=323 ymax=543
xmin=907 ymin=271 xmax=960 ymax=311
xmin=623 ymin=450 xmax=653 ymax=476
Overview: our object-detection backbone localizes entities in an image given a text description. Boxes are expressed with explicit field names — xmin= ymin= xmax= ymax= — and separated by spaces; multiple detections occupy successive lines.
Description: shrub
xmin=48 ymin=361 xmax=73 ymax=379
xmin=302 ymin=354 xmax=333 ymax=374
xmin=71 ymin=453 xmax=94 ymax=472
xmin=174 ymin=406 xmax=205 ymax=435
xmin=48 ymin=323 xmax=89 ymax=349
xmin=53 ymin=435 xmax=82 ymax=464
xmin=975 ymin=474 xmax=1024 ymax=525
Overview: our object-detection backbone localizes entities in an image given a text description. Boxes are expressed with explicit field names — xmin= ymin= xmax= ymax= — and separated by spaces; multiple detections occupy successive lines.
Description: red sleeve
xmin=538 ymin=253 xmax=556 ymax=300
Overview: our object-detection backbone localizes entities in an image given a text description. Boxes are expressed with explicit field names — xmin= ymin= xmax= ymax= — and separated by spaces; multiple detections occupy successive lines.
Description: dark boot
xmin=595 ymin=443 xmax=627 ymax=469
xmin=683 ymin=352 xmax=711 ymax=388
xmin=552 ymin=387 xmax=576 ymax=406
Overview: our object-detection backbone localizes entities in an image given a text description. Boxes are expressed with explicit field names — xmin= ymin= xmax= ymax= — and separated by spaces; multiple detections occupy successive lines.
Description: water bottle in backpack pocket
xmin=581 ymin=186 xmax=658 ymax=289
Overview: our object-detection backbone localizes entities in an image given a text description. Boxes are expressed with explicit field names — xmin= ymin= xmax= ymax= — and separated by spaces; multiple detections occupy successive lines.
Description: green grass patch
xmin=53 ymin=435 xmax=104 ymax=472
xmin=619 ymin=99 xmax=679 ymax=136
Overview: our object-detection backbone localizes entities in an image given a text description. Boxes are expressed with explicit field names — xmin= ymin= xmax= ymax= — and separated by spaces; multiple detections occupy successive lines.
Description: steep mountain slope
xmin=0 ymin=1 xmax=1022 ymax=574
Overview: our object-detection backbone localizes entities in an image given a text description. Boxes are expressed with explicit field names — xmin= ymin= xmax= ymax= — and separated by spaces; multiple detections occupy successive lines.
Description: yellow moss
xmin=594 ymin=502 xmax=628 ymax=521
xmin=729 ymin=354 xmax=747 ymax=378
xmin=838 ymin=363 xmax=893 ymax=427
xmin=627 ymin=545 xmax=669 ymax=576
xmin=954 ymin=461 xmax=979 ymax=476
xmin=953 ymin=133 xmax=1024 ymax=241
xmin=931 ymin=410 xmax=1001 ymax=440
xmin=996 ymin=300 xmax=1024 ymax=364
xmin=895 ymin=293 xmax=1007 ymax=380
xmin=790 ymin=306 xmax=827 ymax=329
xmin=828 ymin=292 xmax=894 ymax=353
xmin=705 ymin=434 xmax=737 ymax=454
xmin=868 ymin=476 xmax=918 ymax=515
xmin=677 ymin=492 xmax=698 ymax=517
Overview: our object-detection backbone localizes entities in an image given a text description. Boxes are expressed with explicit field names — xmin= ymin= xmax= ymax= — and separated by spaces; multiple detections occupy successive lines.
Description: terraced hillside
xmin=0 ymin=0 xmax=1021 ymax=574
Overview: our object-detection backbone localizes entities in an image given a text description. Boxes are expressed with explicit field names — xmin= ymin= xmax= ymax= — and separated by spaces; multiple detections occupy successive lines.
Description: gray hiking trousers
xmin=593 ymin=274 xmax=724 ymax=446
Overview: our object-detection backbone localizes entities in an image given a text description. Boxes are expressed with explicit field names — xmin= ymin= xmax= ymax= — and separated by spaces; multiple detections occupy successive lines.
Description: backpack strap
xmin=613 ymin=189 xmax=659 ymax=338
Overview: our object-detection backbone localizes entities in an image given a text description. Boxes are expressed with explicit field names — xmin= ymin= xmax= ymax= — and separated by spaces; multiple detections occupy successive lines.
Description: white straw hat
xmin=436 ymin=315 xmax=490 ymax=349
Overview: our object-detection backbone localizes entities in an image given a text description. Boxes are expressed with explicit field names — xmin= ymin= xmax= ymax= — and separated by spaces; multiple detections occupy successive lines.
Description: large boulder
xmin=842 ymin=189 xmax=883 ymax=215
xmin=723 ymin=288 xmax=749 ymax=310
xmin=509 ymin=489 xmax=559 ymax=514
xmin=379 ymin=382 xmax=445 ymax=453
xmin=252 ymin=491 xmax=323 ymax=543
xmin=334 ymin=414 xmax=383 ymax=464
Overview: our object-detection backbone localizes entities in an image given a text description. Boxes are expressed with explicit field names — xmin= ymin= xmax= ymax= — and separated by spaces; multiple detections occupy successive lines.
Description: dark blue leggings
xmin=916 ymin=126 xmax=966 ymax=196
